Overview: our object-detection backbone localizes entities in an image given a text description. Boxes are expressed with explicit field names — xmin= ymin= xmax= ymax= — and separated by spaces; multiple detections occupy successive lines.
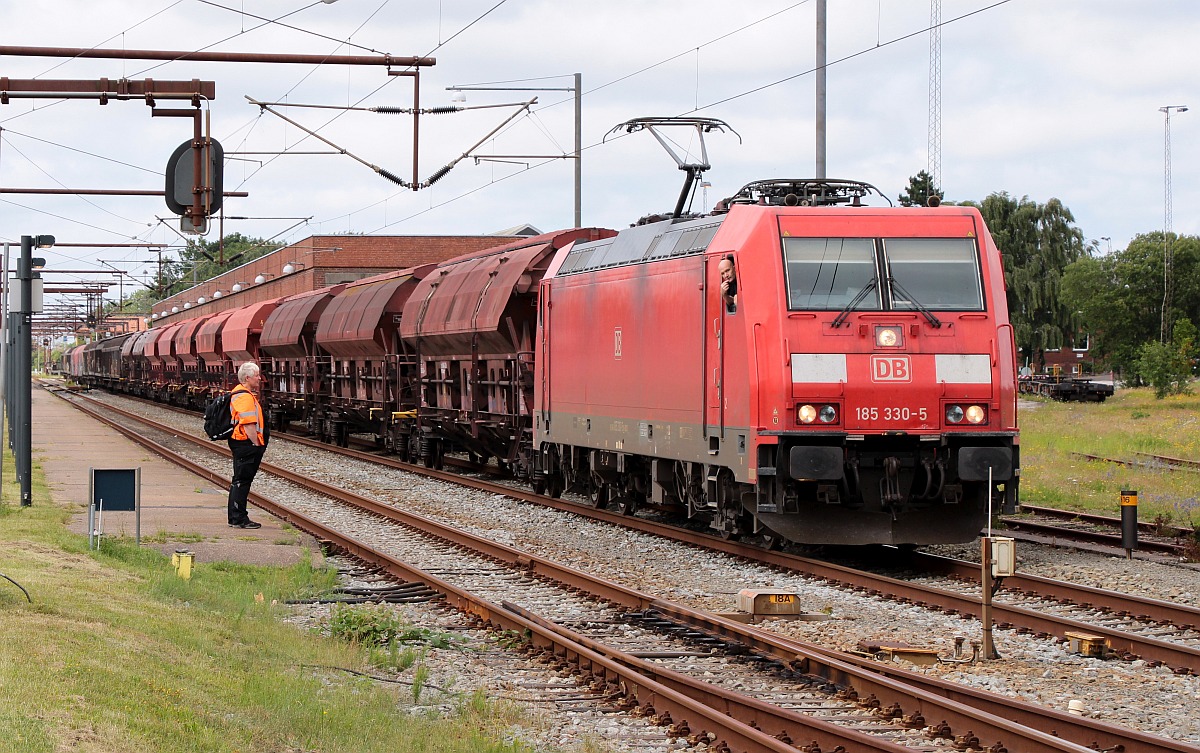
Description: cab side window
xmin=718 ymin=256 xmax=738 ymax=313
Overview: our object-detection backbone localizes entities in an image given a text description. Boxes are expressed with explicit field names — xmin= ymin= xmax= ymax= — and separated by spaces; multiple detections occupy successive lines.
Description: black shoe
xmin=231 ymin=521 xmax=262 ymax=529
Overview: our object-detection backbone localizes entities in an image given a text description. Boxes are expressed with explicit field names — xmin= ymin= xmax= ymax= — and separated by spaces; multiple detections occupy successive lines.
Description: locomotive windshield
xmin=883 ymin=238 xmax=983 ymax=310
xmin=783 ymin=238 xmax=880 ymax=310
xmin=783 ymin=237 xmax=983 ymax=311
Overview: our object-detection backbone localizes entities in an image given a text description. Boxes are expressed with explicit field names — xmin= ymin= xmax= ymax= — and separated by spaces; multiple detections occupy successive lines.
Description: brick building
xmin=150 ymin=233 xmax=525 ymax=324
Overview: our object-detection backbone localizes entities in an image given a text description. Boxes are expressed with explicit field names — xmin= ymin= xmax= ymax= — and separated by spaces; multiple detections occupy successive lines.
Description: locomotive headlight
xmin=965 ymin=405 xmax=987 ymax=424
xmin=945 ymin=405 xmax=965 ymax=424
xmin=798 ymin=404 xmax=838 ymax=424
xmin=875 ymin=326 xmax=903 ymax=348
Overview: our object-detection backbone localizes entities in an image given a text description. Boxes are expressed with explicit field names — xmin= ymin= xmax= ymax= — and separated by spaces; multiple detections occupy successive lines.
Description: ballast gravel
xmin=84 ymin=392 xmax=1200 ymax=751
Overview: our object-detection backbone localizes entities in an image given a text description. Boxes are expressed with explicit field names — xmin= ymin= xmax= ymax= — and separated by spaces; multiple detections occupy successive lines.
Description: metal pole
xmin=816 ymin=0 xmax=825 ymax=177
xmin=0 ymin=242 xmax=7 ymax=501
xmin=17 ymin=235 xmax=32 ymax=505
xmin=574 ymin=72 xmax=582 ymax=228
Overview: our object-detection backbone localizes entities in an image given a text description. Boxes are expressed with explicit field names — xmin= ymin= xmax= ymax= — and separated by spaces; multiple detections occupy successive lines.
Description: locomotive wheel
xmin=546 ymin=474 xmax=565 ymax=499
xmin=612 ymin=495 xmax=638 ymax=516
xmin=531 ymin=477 xmax=547 ymax=495
xmin=587 ymin=476 xmax=608 ymax=508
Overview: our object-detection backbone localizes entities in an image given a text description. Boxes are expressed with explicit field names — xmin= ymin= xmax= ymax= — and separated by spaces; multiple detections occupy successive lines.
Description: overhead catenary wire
xmin=246 ymin=96 xmax=414 ymax=188
xmin=195 ymin=0 xmax=390 ymax=56
xmin=242 ymin=99 xmax=529 ymax=115
xmin=227 ymin=0 xmax=511 ymax=198
xmin=4 ymin=0 xmax=510 ymax=256
xmin=352 ymin=1 xmax=1012 ymax=234
xmin=246 ymin=95 xmax=536 ymax=189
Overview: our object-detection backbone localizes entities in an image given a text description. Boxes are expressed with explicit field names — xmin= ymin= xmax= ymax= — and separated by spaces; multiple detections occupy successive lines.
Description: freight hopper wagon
xmin=533 ymin=179 xmax=1018 ymax=546
xmin=399 ymin=229 xmax=617 ymax=471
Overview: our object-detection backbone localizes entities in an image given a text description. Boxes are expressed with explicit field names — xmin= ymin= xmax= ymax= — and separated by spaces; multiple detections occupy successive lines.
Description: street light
xmin=1100 ymin=236 xmax=1111 ymax=254
xmin=1159 ymin=104 xmax=1188 ymax=343
xmin=446 ymin=74 xmax=583 ymax=227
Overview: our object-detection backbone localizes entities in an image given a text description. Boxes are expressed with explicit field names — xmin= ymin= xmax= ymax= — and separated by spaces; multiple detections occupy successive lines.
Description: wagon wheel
xmin=754 ymin=531 xmax=784 ymax=550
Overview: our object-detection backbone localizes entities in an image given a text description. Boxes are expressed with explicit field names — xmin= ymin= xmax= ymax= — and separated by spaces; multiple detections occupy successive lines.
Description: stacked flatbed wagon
xmin=1018 ymin=374 xmax=1115 ymax=402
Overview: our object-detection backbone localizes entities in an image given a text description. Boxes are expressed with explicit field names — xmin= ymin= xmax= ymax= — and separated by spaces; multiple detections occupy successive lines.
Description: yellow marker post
xmin=171 ymin=550 xmax=195 ymax=580
xmin=1120 ymin=490 xmax=1138 ymax=559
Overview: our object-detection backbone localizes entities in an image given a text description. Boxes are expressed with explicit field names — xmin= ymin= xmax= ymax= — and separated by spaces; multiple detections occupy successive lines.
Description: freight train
xmin=65 ymin=177 xmax=1019 ymax=546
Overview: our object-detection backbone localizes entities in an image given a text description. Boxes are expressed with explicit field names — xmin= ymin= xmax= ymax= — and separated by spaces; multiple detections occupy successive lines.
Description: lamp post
xmin=1159 ymin=104 xmax=1187 ymax=343
xmin=446 ymin=74 xmax=582 ymax=227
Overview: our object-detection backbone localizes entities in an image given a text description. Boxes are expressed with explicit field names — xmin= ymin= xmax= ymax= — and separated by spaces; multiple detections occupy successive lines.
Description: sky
xmin=1 ymin=0 xmax=1197 ymax=311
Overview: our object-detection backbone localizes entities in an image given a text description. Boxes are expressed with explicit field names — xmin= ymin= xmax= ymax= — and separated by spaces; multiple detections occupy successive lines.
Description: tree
xmin=969 ymin=193 xmax=1087 ymax=368
xmin=1134 ymin=317 xmax=1197 ymax=398
xmin=898 ymin=170 xmax=942 ymax=207
xmin=1061 ymin=232 xmax=1200 ymax=375
xmin=101 ymin=233 xmax=282 ymax=316
xmin=165 ymin=233 xmax=281 ymax=297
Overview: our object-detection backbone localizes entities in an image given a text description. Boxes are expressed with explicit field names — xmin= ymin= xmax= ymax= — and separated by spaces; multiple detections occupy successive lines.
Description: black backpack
xmin=203 ymin=392 xmax=236 ymax=441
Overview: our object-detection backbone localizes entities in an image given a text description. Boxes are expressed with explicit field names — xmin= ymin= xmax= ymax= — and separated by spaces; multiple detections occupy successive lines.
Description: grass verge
xmin=1019 ymin=386 xmax=1200 ymax=530
xmin=0 ymin=455 xmax=539 ymax=753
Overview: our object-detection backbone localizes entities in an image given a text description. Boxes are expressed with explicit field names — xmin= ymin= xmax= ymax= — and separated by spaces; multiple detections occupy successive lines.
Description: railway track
xmin=60 ymin=388 xmax=1200 ymax=671
xmin=52 ymin=385 xmax=1200 ymax=752
xmin=1002 ymin=496 xmax=1195 ymax=557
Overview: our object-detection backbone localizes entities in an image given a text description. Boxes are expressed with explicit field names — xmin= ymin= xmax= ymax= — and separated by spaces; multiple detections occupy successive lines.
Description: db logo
xmin=871 ymin=355 xmax=911 ymax=382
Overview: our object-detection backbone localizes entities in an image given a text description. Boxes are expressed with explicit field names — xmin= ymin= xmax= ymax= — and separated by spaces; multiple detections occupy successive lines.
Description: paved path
xmin=27 ymin=382 xmax=321 ymax=568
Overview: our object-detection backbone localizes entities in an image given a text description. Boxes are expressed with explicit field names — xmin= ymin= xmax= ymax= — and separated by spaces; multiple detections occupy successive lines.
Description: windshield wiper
xmin=888 ymin=278 xmax=942 ymax=328
xmin=831 ymin=278 xmax=877 ymax=328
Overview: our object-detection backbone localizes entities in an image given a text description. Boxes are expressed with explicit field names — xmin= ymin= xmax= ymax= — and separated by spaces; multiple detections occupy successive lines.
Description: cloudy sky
xmin=1 ymin=0 xmax=1196 ymax=307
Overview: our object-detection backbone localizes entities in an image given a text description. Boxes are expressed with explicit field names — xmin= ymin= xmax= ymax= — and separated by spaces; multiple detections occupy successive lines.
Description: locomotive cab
xmin=713 ymin=194 xmax=1018 ymax=544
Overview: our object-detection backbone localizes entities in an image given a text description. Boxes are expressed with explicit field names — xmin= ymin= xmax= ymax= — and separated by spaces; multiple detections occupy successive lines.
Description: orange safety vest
xmin=230 ymin=385 xmax=264 ymax=443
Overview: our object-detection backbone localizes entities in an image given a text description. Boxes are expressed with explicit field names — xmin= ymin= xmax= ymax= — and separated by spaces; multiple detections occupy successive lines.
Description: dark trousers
xmin=228 ymin=440 xmax=267 ymax=524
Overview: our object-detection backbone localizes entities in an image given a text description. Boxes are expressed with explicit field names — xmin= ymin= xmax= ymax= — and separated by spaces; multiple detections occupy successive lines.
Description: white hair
xmin=237 ymin=362 xmax=261 ymax=384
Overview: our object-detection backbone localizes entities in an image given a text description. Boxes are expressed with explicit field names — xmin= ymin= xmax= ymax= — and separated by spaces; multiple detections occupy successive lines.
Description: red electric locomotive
xmin=533 ymin=178 xmax=1018 ymax=546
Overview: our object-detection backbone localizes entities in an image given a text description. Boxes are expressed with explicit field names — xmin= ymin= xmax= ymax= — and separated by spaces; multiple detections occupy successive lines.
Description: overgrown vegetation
xmin=326 ymin=603 xmax=467 ymax=700
xmin=1019 ymin=386 xmax=1200 ymax=532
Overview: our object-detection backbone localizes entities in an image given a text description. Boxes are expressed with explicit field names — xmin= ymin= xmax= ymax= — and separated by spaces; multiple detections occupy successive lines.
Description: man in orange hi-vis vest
xmin=228 ymin=361 xmax=269 ymax=529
